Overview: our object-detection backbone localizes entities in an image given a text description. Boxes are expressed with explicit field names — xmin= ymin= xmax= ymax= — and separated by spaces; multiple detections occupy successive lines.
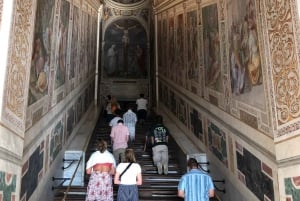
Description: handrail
xmin=62 ymin=159 xmax=80 ymax=170
xmin=62 ymin=154 xmax=84 ymax=201
xmin=60 ymin=105 xmax=102 ymax=200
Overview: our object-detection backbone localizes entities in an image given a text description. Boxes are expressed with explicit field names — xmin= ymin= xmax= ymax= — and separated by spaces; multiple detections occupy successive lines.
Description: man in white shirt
xmin=109 ymin=109 xmax=122 ymax=127
xmin=136 ymin=93 xmax=148 ymax=124
xmin=123 ymin=106 xmax=137 ymax=142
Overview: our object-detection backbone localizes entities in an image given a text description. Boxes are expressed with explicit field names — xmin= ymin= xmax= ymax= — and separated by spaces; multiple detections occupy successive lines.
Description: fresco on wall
xmin=228 ymin=0 xmax=264 ymax=109
xmin=236 ymin=143 xmax=274 ymax=201
xmin=141 ymin=9 xmax=149 ymax=23
xmin=69 ymin=6 xmax=80 ymax=80
xmin=103 ymin=7 xmax=112 ymax=21
xmin=175 ymin=14 xmax=184 ymax=86
xmin=79 ymin=12 xmax=88 ymax=81
xmin=168 ymin=17 xmax=175 ymax=81
xmin=28 ymin=0 xmax=55 ymax=105
xmin=112 ymin=0 xmax=142 ymax=3
xmin=0 ymin=171 xmax=16 ymax=201
xmin=187 ymin=10 xmax=199 ymax=82
xmin=202 ymin=4 xmax=222 ymax=92
xmin=20 ymin=145 xmax=44 ymax=201
xmin=207 ymin=122 xmax=227 ymax=166
xmin=103 ymin=19 xmax=147 ymax=78
xmin=55 ymin=0 xmax=70 ymax=89
xmin=157 ymin=19 xmax=163 ymax=74
xmin=50 ymin=120 xmax=64 ymax=164
xmin=285 ymin=176 xmax=300 ymax=200
xmin=0 ymin=0 xmax=2 ymax=27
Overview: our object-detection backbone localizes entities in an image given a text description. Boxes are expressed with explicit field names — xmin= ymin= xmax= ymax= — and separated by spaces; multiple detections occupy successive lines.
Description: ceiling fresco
xmin=111 ymin=0 xmax=143 ymax=4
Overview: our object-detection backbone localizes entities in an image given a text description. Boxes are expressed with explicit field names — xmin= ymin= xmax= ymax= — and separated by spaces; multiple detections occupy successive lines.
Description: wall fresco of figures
xmin=187 ymin=10 xmax=199 ymax=83
xmin=55 ymin=0 xmax=70 ymax=89
xmin=0 ymin=0 xmax=2 ymax=27
xmin=202 ymin=4 xmax=222 ymax=92
xmin=26 ymin=0 xmax=98 ymax=129
xmin=158 ymin=81 xmax=277 ymax=201
xmin=103 ymin=19 xmax=147 ymax=78
xmin=111 ymin=0 xmax=142 ymax=4
xmin=28 ymin=0 xmax=55 ymax=105
xmin=69 ymin=6 xmax=80 ymax=81
xmin=156 ymin=0 xmax=269 ymax=136
xmin=228 ymin=0 xmax=265 ymax=110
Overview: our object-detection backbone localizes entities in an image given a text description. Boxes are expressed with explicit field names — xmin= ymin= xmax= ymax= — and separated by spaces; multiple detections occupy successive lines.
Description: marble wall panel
xmin=207 ymin=121 xmax=228 ymax=167
xmin=50 ymin=119 xmax=64 ymax=164
xmin=236 ymin=142 xmax=274 ymax=201
xmin=20 ymin=145 xmax=44 ymax=201
xmin=66 ymin=105 xmax=75 ymax=138
xmin=285 ymin=176 xmax=300 ymax=201
xmin=0 ymin=171 xmax=17 ymax=201
xmin=189 ymin=108 xmax=204 ymax=143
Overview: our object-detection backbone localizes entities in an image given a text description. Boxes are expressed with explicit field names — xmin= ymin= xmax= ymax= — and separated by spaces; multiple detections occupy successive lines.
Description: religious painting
xmin=202 ymin=4 xmax=222 ymax=92
xmin=69 ymin=5 xmax=80 ymax=80
xmin=157 ymin=19 xmax=162 ymax=73
xmin=55 ymin=0 xmax=70 ymax=89
xmin=102 ymin=7 xmax=112 ymax=21
xmin=161 ymin=18 xmax=167 ymax=77
xmin=228 ymin=0 xmax=265 ymax=110
xmin=168 ymin=17 xmax=175 ymax=81
xmin=141 ymin=9 xmax=149 ymax=22
xmin=111 ymin=0 xmax=143 ymax=3
xmin=0 ymin=0 xmax=3 ymax=27
xmin=79 ymin=12 xmax=88 ymax=80
xmin=175 ymin=14 xmax=184 ymax=86
xmin=28 ymin=0 xmax=55 ymax=105
xmin=103 ymin=19 xmax=147 ymax=78
xmin=187 ymin=10 xmax=199 ymax=82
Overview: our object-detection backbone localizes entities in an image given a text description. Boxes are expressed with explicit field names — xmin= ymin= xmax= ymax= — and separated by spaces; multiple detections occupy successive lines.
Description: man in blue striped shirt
xmin=178 ymin=158 xmax=215 ymax=201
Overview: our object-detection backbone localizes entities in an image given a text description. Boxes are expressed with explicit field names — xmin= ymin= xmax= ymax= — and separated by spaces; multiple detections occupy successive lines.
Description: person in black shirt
xmin=149 ymin=115 xmax=169 ymax=175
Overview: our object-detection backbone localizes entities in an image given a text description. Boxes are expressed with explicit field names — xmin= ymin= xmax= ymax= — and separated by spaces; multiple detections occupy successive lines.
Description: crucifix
xmin=114 ymin=20 xmax=136 ymax=74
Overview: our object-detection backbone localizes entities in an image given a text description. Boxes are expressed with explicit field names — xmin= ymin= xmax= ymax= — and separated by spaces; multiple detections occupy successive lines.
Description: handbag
xmin=119 ymin=163 xmax=133 ymax=181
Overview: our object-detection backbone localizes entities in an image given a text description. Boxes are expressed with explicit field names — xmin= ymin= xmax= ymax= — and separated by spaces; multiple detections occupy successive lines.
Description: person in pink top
xmin=110 ymin=119 xmax=129 ymax=164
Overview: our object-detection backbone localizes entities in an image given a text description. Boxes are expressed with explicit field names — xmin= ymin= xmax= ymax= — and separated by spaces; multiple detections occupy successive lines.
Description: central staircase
xmin=54 ymin=110 xmax=184 ymax=201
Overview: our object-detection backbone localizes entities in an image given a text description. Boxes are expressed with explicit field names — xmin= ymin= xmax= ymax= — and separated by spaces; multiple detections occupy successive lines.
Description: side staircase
xmin=53 ymin=109 xmax=223 ymax=200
